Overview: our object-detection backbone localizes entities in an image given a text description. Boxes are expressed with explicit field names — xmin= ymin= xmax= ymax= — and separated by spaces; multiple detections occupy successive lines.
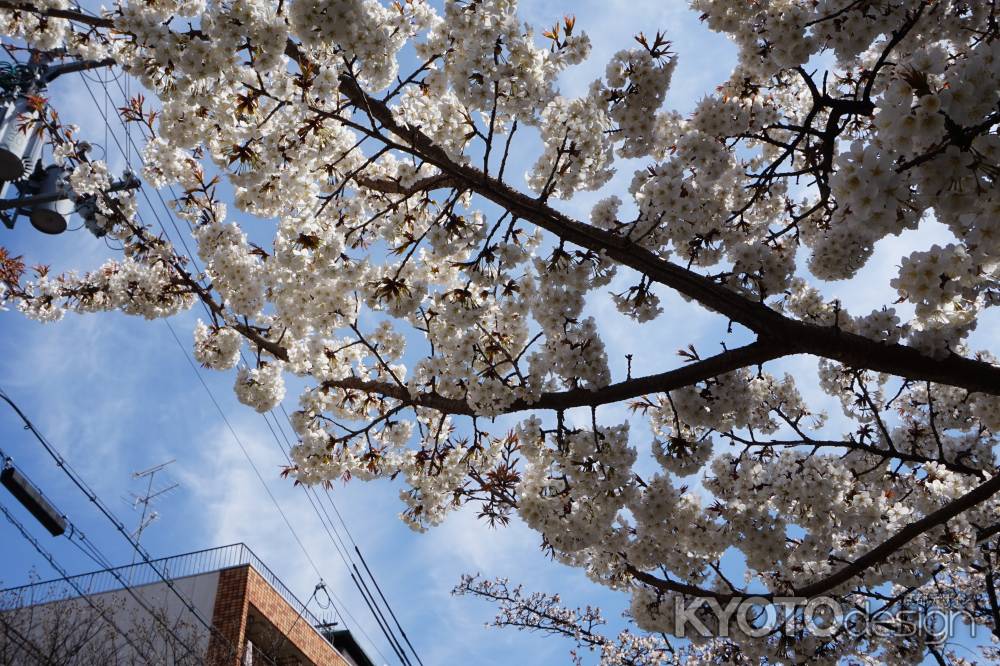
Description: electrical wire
xmin=353 ymin=542 xmax=424 ymax=666
xmin=0 ymin=446 xmax=205 ymax=662
xmin=73 ymin=70 xmax=400 ymax=666
xmin=266 ymin=411 xmax=423 ymax=666
xmin=158 ymin=319 xmax=396 ymax=666
xmin=98 ymin=107 xmax=414 ymax=666
xmin=351 ymin=568 xmax=408 ymax=666
xmin=158 ymin=321 xmax=325 ymax=581
xmin=267 ymin=581 xmax=323 ymax=658
xmin=0 ymin=500 xmax=164 ymax=665
xmin=0 ymin=388 xmax=240 ymax=663
xmin=0 ymin=443 xmax=112 ymax=574
xmin=78 ymin=61 xmax=423 ymax=666
xmin=8 ymin=513 xmax=201 ymax=666
xmin=5 ymin=33 xmax=411 ymax=666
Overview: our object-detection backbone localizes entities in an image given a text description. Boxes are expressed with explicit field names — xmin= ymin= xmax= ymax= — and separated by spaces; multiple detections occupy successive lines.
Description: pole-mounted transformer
xmin=1 ymin=459 xmax=67 ymax=537
xmin=0 ymin=97 xmax=44 ymax=183
xmin=0 ymin=55 xmax=130 ymax=236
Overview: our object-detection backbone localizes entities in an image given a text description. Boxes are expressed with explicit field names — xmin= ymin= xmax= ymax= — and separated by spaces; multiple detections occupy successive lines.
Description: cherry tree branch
xmin=0 ymin=0 xmax=113 ymax=26
xmin=629 ymin=470 xmax=1000 ymax=602
xmin=354 ymin=173 xmax=459 ymax=196
xmin=331 ymin=76 xmax=1000 ymax=397
xmin=726 ymin=435 xmax=989 ymax=477
xmin=318 ymin=340 xmax=780 ymax=415
xmin=9 ymin=2 xmax=1000 ymax=398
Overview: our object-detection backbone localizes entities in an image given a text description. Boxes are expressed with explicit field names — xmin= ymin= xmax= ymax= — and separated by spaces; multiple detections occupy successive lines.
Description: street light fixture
xmin=0 ymin=461 xmax=67 ymax=537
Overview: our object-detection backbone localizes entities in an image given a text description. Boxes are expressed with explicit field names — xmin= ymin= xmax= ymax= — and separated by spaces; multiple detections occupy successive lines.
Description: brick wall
xmin=206 ymin=565 xmax=348 ymax=666
xmin=206 ymin=566 xmax=250 ymax=666
xmin=244 ymin=567 xmax=348 ymax=666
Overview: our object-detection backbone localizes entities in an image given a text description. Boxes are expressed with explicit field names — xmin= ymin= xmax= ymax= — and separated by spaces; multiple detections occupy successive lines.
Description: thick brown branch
xmin=795 ymin=470 xmax=1000 ymax=598
xmin=354 ymin=173 xmax=459 ymax=196
xmin=322 ymin=341 xmax=781 ymax=416
xmin=0 ymin=1 xmax=113 ymax=27
xmin=629 ymin=471 xmax=1000 ymax=602
xmin=11 ymin=2 xmax=1000 ymax=397
xmin=734 ymin=437 xmax=988 ymax=477
xmin=333 ymin=75 xmax=1000 ymax=397
xmin=335 ymin=75 xmax=783 ymax=331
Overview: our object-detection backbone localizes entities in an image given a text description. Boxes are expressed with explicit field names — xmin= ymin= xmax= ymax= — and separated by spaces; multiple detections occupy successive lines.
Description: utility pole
xmin=0 ymin=54 xmax=137 ymax=235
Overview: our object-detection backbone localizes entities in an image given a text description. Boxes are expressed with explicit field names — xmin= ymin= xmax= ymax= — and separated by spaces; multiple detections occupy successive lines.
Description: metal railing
xmin=0 ymin=543 xmax=329 ymax=628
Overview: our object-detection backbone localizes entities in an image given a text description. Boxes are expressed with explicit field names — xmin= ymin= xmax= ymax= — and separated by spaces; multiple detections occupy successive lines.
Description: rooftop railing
xmin=0 ymin=542 xmax=330 ymax=628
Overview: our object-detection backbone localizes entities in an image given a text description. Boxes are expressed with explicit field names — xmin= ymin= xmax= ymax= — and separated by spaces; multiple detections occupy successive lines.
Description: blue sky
xmin=1 ymin=1 xmax=996 ymax=664
xmin=0 ymin=3 xmax=737 ymax=664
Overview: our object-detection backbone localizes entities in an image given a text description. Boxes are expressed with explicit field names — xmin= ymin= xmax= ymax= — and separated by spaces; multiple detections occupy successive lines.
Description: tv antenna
xmin=125 ymin=459 xmax=178 ymax=562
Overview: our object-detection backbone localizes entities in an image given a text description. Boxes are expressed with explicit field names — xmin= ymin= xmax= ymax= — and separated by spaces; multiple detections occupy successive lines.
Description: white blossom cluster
xmin=4 ymin=0 xmax=1000 ymax=662
xmin=193 ymin=220 xmax=265 ymax=317
xmin=603 ymin=48 xmax=676 ymax=159
xmin=417 ymin=0 xmax=589 ymax=119
xmin=192 ymin=320 xmax=242 ymax=370
xmin=527 ymin=85 xmax=614 ymax=198
xmin=0 ymin=0 xmax=71 ymax=50
xmin=290 ymin=0 xmax=437 ymax=88
xmin=17 ymin=257 xmax=195 ymax=321
xmin=234 ymin=362 xmax=286 ymax=412
xmin=67 ymin=161 xmax=111 ymax=197
xmin=142 ymin=138 xmax=203 ymax=190
xmin=518 ymin=418 xmax=635 ymax=553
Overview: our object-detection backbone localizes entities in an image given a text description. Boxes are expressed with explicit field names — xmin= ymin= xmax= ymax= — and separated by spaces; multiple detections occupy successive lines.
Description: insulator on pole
xmin=29 ymin=164 xmax=73 ymax=235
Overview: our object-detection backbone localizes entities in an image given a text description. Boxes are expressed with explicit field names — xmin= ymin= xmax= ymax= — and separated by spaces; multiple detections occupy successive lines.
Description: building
xmin=0 ymin=543 xmax=377 ymax=666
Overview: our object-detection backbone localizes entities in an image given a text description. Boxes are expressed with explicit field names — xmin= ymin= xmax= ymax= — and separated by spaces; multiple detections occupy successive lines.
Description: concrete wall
xmin=0 ymin=571 xmax=220 ymax=664
xmin=1 ymin=566 xmax=355 ymax=666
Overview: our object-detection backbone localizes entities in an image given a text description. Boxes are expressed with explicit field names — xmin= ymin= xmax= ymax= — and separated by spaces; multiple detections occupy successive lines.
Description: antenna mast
xmin=125 ymin=459 xmax=178 ymax=563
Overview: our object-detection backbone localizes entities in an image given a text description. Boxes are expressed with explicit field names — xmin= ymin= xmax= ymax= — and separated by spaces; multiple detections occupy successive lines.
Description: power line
xmin=158 ymin=321 xmax=325 ymax=580
xmin=351 ymin=567 xmax=409 ymax=666
xmin=72 ymin=70 xmax=402 ymax=666
xmin=74 ymin=67 xmax=334 ymax=588
xmin=255 ymin=400 xmax=420 ymax=666
xmin=268 ymin=409 xmax=424 ymax=666
xmin=353 ymin=543 xmax=424 ymax=666
xmin=104 ymin=110 xmax=420 ymax=666
xmin=0 ymin=449 xmax=206 ymax=664
xmin=0 ymin=398 xmax=229 ymax=660
xmin=1 ymin=499 xmax=203 ymax=666
xmin=268 ymin=581 xmax=323 ymax=658
xmin=157 ymin=321 xmax=398 ymax=666
xmin=4 ymin=30 xmax=411 ymax=666
xmin=260 ymin=411 xmax=416 ymax=666
xmin=0 ymin=499 xmax=165 ymax=665
xmin=0 ymin=388 xmax=240 ymax=663
xmin=75 ymin=61 xmax=422 ymax=666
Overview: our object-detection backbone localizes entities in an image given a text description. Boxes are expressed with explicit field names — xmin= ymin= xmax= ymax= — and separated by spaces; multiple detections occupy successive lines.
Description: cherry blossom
xmin=2 ymin=0 xmax=1000 ymax=663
